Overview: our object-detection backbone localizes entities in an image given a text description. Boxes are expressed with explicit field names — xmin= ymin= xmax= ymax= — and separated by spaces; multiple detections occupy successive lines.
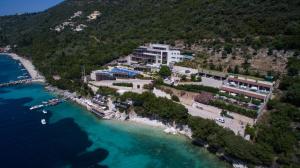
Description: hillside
xmin=0 ymin=0 xmax=300 ymax=90
xmin=0 ymin=1 xmax=300 ymax=167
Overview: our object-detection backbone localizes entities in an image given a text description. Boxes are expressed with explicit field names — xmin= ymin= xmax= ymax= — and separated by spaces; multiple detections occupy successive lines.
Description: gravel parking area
xmin=186 ymin=102 xmax=254 ymax=136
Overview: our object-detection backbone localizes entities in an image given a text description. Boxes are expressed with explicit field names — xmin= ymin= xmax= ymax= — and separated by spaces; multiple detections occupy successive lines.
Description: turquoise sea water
xmin=0 ymin=55 xmax=229 ymax=168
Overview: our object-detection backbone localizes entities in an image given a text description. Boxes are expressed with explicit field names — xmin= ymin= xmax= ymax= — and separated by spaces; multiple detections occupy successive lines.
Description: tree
xmin=171 ymin=95 xmax=180 ymax=102
xmin=181 ymin=75 xmax=187 ymax=81
xmin=209 ymin=62 xmax=215 ymax=70
xmin=227 ymin=66 xmax=233 ymax=73
xmin=224 ymin=43 xmax=232 ymax=54
xmin=285 ymin=83 xmax=300 ymax=106
xmin=245 ymin=124 xmax=256 ymax=140
xmin=234 ymin=65 xmax=240 ymax=74
xmin=159 ymin=65 xmax=171 ymax=78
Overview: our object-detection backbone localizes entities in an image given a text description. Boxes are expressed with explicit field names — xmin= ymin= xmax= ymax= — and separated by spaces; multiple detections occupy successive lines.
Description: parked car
xmin=215 ymin=117 xmax=225 ymax=123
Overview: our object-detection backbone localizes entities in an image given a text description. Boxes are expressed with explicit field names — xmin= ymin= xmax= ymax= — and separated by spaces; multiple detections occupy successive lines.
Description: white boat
xmin=29 ymin=104 xmax=44 ymax=110
xmin=41 ymin=119 xmax=46 ymax=125
xmin=42 ymin=110 xmax=48 ymax=114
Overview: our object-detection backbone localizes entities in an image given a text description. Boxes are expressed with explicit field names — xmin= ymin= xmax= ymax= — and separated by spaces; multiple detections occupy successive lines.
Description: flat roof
xmin=221 ymin=85 xmax=266 ymax=100
xmin=228 ymin=76 xmax=273 ymax=88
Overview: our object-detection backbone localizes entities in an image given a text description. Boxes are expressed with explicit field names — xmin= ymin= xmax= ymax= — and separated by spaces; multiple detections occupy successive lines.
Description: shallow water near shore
xmin=0 ymin=55 xmax=229 ymax=168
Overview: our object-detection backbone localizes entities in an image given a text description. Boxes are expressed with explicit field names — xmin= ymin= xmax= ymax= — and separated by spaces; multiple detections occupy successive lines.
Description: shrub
xmin=171 ymin=95 xmax=180 ymax=102
xmin=159 ymin=65 xmax=171 ymax=77
xmin=191 ymin=74 xmax=202 ymax=82
xmin=113 ymin=82 xmax=133 ymax=87
xmin=209 ymin=100 xmax=257 ymax=118
xmin=97 ymin=86 xmax=118 ymax=96
xmin=188 ymin=116 xmax=273 ymax=166
xmin=175 ymin=84 xmax=219 ymax=93
xmin=119 ymin=92 xmax=188 ymax=124
xmin=181 ymin=75 xmax=187 ymax=81
xmin=245 ymin=124 xmax=256 ymax=140
xmin=143 ymin=83 xmax=154 ymax=90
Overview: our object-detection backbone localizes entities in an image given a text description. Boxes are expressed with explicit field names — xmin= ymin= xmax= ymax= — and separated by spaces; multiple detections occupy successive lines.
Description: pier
xmin=29 ymin=98 xmax=65 ymax=110
xmin=0 ymin=79 xmax=32 ymax=88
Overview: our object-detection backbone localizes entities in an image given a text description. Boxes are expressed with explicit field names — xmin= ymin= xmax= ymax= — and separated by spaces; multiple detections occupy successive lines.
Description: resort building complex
xmin=131 ymin=43 xmax=192 ymax=66
xmin=90 ymin=67 xmax=140 ymax=81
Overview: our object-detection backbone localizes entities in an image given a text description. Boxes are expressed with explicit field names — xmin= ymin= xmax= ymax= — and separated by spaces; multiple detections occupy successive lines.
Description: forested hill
xmin=0 ymin=0 xmax=300 ymax=91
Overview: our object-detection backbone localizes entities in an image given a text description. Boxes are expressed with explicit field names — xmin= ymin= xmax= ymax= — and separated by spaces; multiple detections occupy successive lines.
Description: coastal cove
xmin=0 ymin=54 xmax=229 ymax=167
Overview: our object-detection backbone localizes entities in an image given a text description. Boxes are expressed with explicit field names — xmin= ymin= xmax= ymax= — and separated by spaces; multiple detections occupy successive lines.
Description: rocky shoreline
xmin=6 ymin=53 xmax=245 ymax=167
xmin=45 ymin=85 xmax=249 ymax=167
xmin=45 ymin=85 xmax=193 ymax=139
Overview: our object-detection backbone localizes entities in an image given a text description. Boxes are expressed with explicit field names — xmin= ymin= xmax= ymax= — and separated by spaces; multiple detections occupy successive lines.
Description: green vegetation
xmin=245 ymin=124 xmax=256 ymax=140
xmin=174 ymin=84 xmax=219 ymax=94
xmin=180 ymin=75 xmax=187 ymax=81
xmin=119 ymin=92 xmax=188 ymax=124
xmin=209 ymin=100 xmax=257 ymax=118
xmin=250 ymin=57 xmax=300 ymax=167
xmin=287 ymin=57 xmax=300 ymax=76
xmin=171 ymin=95 xmax=180 ymax=102
xmin=49 ymin=78 xmax=93 ymax=96
xmin=218 ymin=92 xmax=251 ymax=103
xmin=220 ymin=110 xmax=234 ymax=119
xmin=234 ymin=65 xmax=240 ymax=74
xmin=285 ymin=83 xmax=300 ymax=106
xmin=112 ymin=82 xmax=133 ymax=87
xmin=119 ymin=91 xmax=273 ymax=165
xmin=96 ymin=86 xmax=118 ymax=96
xmin=191 ymin=74 xmax=201 ymax=82
xmin=256 ymin=100 xmax=300 ymax=167
xmin=218 ymin=92 xmax=262 ymax=105
xmin=188 ymin=116 xmax=273 ymax=166
xmin=117 ymin=86 xmax=299 ymax=166
xmin=143 ymin=83 xmax=154 ymax=90
xmin=281 ymin=57 xmax=300 ymax=107
xmin=0 ymin=0 xmax=299 ymax=95
xmin=0 ymin=0 xmax=299 ymax=167
xmin=159 ymin=65 xmax=171 ymax=78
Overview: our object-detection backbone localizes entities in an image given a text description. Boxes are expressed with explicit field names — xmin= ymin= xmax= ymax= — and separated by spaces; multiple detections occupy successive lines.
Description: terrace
xmin=224 ymin=76 xmax=273 ymax=95
xmin=221 ymin=85 xmax=267 ymax=101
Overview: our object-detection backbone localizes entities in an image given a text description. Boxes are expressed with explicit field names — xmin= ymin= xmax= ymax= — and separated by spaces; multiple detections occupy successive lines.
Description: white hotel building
xmin=131 ymin=44 xmax=191 ymax=66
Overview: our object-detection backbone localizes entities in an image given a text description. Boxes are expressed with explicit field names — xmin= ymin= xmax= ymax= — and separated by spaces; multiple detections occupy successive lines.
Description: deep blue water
xmin=0 ymin=54 xmax=30 ymax=83
xmin=0 ymin=54 xmax=228 ymax=168
xmin=0 ymin=0 xmax=64 ymax=16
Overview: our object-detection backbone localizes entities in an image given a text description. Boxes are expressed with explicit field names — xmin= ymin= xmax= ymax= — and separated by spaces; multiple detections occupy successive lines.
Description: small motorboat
xmin=29 ymin=104 xmax=44 ymax=110
xmin=41 ymin=119 xmax=47 ymax=125
xmin=42 ymin=110 xmax=48 ymax=114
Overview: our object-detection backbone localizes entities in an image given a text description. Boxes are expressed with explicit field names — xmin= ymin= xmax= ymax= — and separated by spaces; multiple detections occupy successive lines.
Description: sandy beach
xmin=5 ymin=53 xmax=45 ymax=82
